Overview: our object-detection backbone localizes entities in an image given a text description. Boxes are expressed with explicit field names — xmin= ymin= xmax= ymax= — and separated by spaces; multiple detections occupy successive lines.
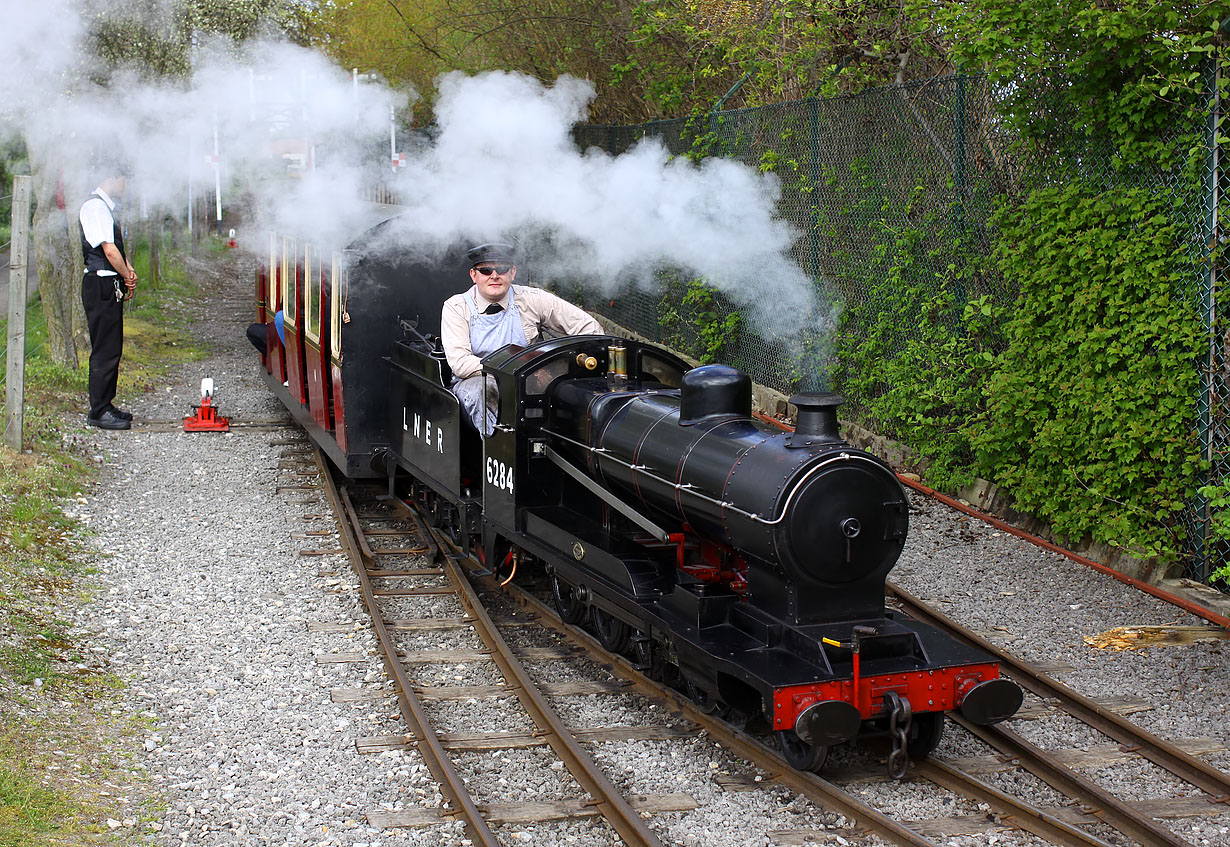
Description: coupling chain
xmin=884 ymin=690 xmax=912 ymax=780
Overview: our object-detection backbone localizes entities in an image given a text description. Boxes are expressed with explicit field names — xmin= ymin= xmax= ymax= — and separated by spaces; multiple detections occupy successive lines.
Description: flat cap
xmin=466 ymin=241 xmax=517 ymax=267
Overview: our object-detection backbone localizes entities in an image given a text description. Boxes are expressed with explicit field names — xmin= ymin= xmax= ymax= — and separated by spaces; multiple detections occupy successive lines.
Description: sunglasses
xmin=474 ymin=265 xmax=512 ymax=276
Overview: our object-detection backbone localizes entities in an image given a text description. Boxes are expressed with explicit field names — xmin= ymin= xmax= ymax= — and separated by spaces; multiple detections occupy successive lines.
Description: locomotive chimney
xmin=787 ymin=392 xmax=844 ymax=448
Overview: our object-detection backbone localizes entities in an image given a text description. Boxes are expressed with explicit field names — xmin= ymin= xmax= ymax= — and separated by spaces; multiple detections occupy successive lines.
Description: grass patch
xmin=0 ymin=234 xmax=209 ymax=844
xmin=0 ymin=731 xmax=83 ymax=846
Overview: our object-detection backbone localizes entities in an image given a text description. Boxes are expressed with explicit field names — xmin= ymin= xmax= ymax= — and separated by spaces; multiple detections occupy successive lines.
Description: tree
xmin=314 ymin=0 xmax=459 ymax=123
xmin=316 ymin=0 xmax=643 ymax=123
xmin=27 ymin=145 xmax=88 ymax=368
xmin=611 ymin=0 xmax=957 ymax=119
xmin=910 ymin=0 xmax=1229 ymax=167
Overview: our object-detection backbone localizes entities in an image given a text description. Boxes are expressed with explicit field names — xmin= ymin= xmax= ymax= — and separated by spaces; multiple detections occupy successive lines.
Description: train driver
xmin=442 ymin=241 xmax=602 ymax=435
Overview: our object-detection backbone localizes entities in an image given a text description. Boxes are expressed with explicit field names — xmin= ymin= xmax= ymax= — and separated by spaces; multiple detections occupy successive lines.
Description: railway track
xmin=313 ymin=450 xmax=673 ymax=847
xmin=297 ymin=445 xmax=1230 ymax=847
xmin=889 ymin=583 xmax=1230 ymax=846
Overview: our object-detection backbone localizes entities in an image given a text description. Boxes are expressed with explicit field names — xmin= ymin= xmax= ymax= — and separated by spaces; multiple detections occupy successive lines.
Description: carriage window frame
xmin=267 ymin=233 xmax=277 ymax=314
xmin=640 ymin=353 xmax=685 ymax=388
xmin=521 ymin=356 xmax=571 ymax=397
xmin=282 ymin=236 xmax=297 ymax=329
xmin=330 ymin=255 xmax=343 ymax=361
xmin=304 ymin=244 xmax=319 ymax=344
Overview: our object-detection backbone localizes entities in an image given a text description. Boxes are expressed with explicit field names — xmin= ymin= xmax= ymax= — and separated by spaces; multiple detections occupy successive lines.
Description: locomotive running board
xmin=539 ymin=443 xmax=673 ymax=544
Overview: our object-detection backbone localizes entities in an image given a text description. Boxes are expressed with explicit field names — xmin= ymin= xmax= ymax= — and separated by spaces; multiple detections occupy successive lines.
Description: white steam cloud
xmin=0 ymin=2 xmax=831 ymax=348
xmin=394 ymin=71 xmax=827 ymax=338
xmin=0 ymin=4 xmax=406 ymax=250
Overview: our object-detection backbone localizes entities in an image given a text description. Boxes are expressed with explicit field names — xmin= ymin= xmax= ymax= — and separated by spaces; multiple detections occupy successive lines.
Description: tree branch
xmin=382 ymin=0 xmax=447 ymax=61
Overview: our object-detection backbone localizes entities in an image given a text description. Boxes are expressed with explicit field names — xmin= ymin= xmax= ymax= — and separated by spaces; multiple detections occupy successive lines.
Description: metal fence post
xmin=5 ymin=175 xmax=32 ymax=451
xmin=1197 ymin=43 xmax=1227 ymax=581
xmin=951 ymin=75 xmax=969 ymax=305
xmin=802 ymin=96 xmax=823 ymax=393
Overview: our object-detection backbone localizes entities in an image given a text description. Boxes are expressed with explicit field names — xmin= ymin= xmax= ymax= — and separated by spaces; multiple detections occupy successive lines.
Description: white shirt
xmin=80 ymin=189 xmax=118 ymax=276
xmin=441 ymin=284 xmax=603 ymax=380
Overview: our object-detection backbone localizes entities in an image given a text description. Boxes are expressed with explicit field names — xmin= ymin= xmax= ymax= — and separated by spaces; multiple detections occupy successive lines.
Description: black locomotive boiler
xmin=254 ymin=210 xmax=1022 ymax=773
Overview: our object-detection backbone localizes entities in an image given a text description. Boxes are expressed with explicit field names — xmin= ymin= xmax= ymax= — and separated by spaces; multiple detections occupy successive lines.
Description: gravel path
xmin=69 ymin=249 xmax=1230 ymax=847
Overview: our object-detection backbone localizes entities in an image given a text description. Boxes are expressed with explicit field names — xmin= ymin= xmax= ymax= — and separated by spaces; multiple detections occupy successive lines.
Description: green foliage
xmin=88 ymin=0 xmax=310 ymax=78
xmin=975 ymin=183 xmax=1203 ymax=559
xmin=836 ymin=225 xmax=999 ymax=488
xmin=1196 ymin=478 xmax=1230 ymax=588
xmin=913 ymin=0 xmax=1228 ymax=169
xmin=658 ymin=276 xmax=743 ymax=364
xmin=1198 ymin=482 xmax=1230 ymax=586
xmin=681 ymin=280 xmax=742 ymax=364
xmin=1210 ymin=563 xmax=1230 ymax=588
xmin=616 ymin=0 xmax=954 ymax=118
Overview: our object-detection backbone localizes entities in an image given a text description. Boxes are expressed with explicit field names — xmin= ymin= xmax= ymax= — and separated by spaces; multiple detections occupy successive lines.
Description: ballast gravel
xmin=67 ymin=250 xmax=1230 ymax=847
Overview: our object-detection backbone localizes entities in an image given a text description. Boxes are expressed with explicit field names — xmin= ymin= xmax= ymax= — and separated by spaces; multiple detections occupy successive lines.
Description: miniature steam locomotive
xmin=254 ymin=207 xmax=1023 ymax=774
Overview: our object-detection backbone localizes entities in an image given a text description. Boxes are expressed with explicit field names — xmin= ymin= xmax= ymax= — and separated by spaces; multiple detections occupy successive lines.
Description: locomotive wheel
xmin=906 ymin=712 xmax=945 ymax=760
xmin=684 ymin=681 xmax=720 ymax=714
xmin=777 ymin=730 xmax=830 ymax=773
xmin=441 ymin=506 xmax=461 ymax=544
xmin=551 ymin=576 xmax=587 ymax=624
xmin=718 ymin=705 xmax=753 ymax=732
xmin=590 ymin=608 xmax=631 ymax=654
xmin=428 ymin=494 xmax=445 ymax=528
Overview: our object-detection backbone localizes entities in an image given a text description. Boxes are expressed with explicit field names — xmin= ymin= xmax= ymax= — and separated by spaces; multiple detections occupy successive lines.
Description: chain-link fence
xmin=573 ymin=76 xmax=1019 ymax=390
xmin=574 ymin=70 xmax=1228 ymax=583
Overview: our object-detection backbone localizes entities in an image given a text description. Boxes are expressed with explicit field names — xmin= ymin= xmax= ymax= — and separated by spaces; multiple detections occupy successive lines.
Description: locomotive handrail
xmin=543 ymin=428 xmax=896 ymax=527
xmin=540 ymin=443 xmax=674 ymax=543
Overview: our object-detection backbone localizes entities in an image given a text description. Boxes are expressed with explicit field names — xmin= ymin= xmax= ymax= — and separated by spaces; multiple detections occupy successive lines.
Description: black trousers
xmin=82 ymin=273 xmax=125 ymax=419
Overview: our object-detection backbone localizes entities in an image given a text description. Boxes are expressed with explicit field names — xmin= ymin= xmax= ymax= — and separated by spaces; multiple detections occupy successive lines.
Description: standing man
xmin=79 ymin=165 xmax=137 ymax=430
xmin=441 ymin=241 xmax=602 ymax=435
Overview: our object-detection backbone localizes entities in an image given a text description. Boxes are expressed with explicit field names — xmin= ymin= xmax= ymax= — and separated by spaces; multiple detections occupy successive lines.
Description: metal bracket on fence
xmin=710 ymin=72 xmax=750 ymax=115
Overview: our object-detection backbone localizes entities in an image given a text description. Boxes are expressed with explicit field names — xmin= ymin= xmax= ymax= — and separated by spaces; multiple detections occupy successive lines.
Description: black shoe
xmin=107 ymin=405 xmax=133 ymax=421
xmin=87 ymin=410 xmax=131 ymax=430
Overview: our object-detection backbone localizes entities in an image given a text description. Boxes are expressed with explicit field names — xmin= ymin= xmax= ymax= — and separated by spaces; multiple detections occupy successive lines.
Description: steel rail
xmin=407 ymin=494 xmax=1186 ymax=847
xmin=950 ymin=714 xmax=1195 ymax=847
xmin=386 ymin=497 xmax=668 ymax=847
xmin=912 ymin=759 xmax=1117 ymax=847
xmin=368 ymin=483 xmax=1206 ymax=846
xmin=316 ymin=455 xmax=502 ymax=847
xmin=496 ymin=565 xmax=1189 ymax=847
xmin=424 ymin=533 xmax=942 ymax=847
xmin=888 ymin=582 xmax=1230 ymax=803
xmin=318 ymin=459 xmax=1120 ymax=846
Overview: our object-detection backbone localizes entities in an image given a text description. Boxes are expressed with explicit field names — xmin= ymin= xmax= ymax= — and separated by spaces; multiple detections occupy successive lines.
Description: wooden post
xmin=5 ymin=175 xmax=32 ymax=450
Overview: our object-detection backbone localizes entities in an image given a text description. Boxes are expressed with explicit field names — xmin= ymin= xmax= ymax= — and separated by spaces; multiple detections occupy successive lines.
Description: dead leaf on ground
xmin=1084 ymin=625 xmax=1230 ymax=651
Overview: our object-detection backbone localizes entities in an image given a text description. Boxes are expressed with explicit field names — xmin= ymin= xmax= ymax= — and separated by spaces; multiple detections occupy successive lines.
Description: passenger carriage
xmin=253 ymin=205 xmax=472 ymax=477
